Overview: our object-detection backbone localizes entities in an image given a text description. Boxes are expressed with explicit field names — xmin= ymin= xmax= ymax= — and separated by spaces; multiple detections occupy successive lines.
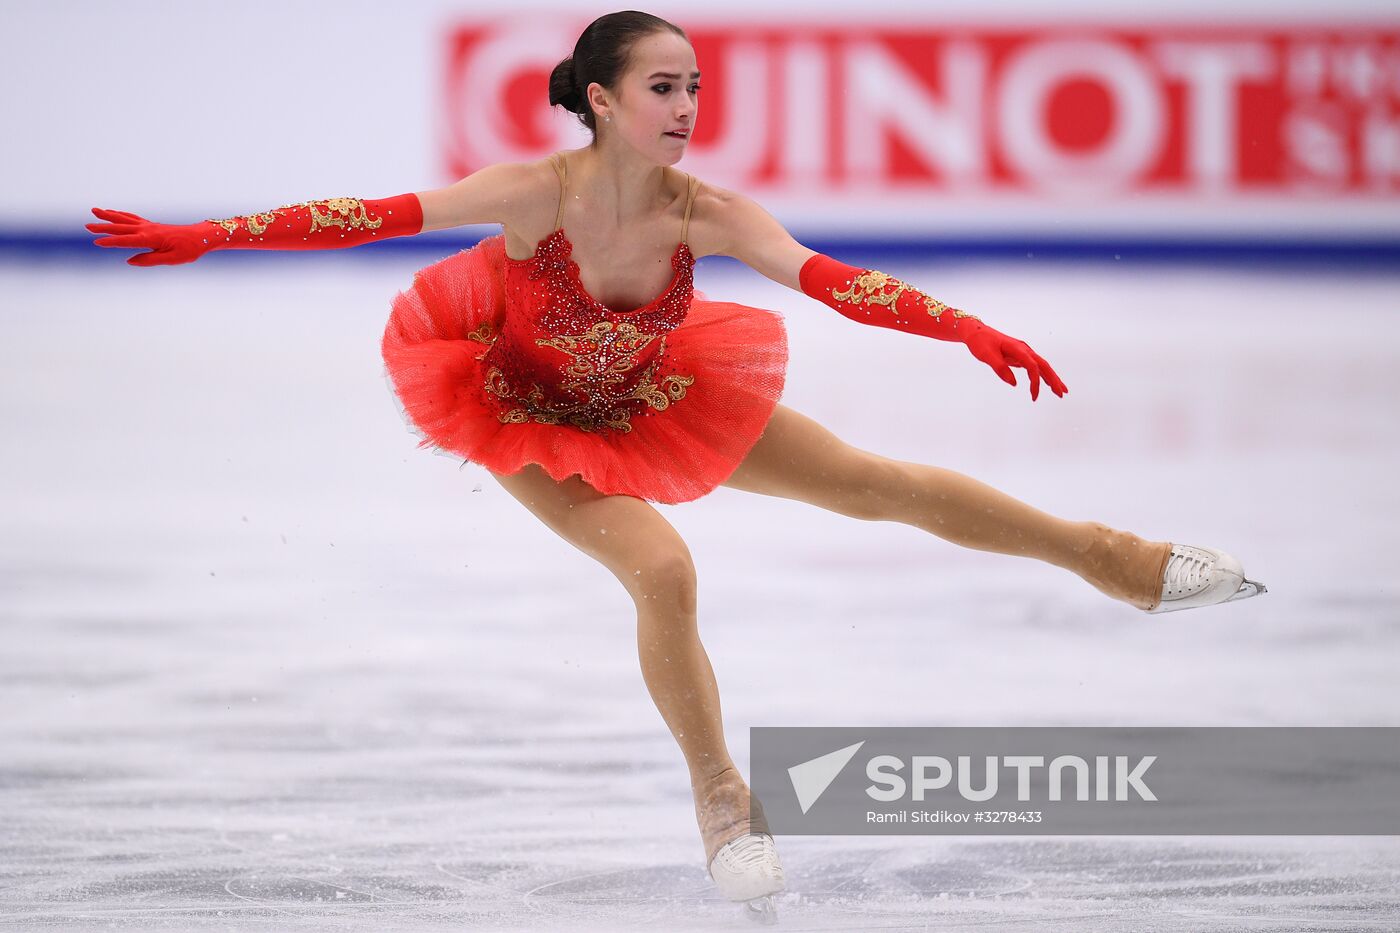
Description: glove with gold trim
xmin=798 ymin=253 xmax=1068 ymax=400
xmin=85 ymin=194 xmax=424 ymax=267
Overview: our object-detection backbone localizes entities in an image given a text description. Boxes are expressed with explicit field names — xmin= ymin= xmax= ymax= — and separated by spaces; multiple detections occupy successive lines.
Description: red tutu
xmin=380 ymin=234 xmax=788 ymax=504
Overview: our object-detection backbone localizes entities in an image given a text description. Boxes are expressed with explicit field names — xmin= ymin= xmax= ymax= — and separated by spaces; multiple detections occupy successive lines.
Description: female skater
xmin=86 ymin=10 xmax=1264 ymax=920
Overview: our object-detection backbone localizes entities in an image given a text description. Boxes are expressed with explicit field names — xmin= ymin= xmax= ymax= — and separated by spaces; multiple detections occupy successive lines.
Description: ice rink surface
xmin=3 ymin=251 xmax=1398 ymax=930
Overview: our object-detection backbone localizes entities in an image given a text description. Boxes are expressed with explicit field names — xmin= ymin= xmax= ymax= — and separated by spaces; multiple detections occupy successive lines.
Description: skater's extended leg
xmin=724 ymin=405 xmax=1172 ymax=609
xmin=488 ymin=464 xmax=764 ymax=862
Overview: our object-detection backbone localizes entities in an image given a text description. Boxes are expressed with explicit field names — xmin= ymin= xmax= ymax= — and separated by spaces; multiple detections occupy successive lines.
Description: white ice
xmin=2 ymin=252 xmax=1398 ymax=931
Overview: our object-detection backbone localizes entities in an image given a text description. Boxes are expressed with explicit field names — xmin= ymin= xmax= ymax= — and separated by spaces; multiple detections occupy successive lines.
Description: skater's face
xmin=589 ymin=30 xmax=698 ymax=164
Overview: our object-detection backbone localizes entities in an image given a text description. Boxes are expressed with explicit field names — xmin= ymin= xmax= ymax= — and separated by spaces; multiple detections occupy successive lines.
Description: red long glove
xmin=798 ymin=253 xmax=1068 ymax=401
xmin=86 ymin=193 xmax=424 ymax=266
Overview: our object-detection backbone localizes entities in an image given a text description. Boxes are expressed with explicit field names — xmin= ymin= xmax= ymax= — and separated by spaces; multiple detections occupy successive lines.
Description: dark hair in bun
xmin=548 ymin=11 xmax=689 ymax=140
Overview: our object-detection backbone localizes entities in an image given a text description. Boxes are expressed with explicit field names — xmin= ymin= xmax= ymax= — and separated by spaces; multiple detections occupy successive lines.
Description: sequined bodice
xmin=469 ymin=153 xmax=702 ymax=435
xmin=476 ymin=229 xmax=695 ymax=433
xmin=504 ymin=226 xmax=694 ymax=332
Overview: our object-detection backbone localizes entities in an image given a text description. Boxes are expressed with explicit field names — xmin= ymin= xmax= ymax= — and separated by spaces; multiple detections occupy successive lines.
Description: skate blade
xmin=743 ymin=894 xmax=778 ymax=925
xmin=1146 ymin=576 xmax=1267 ymax=614
xmin=1226 ymin=578 xmax=1267 ymax=603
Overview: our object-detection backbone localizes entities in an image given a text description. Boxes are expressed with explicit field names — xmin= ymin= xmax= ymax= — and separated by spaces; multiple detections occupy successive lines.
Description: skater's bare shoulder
xmin=690 ymin=182 xmax=816 ymax=291
xmin=416 ymin=159 xmax=556 ymax=234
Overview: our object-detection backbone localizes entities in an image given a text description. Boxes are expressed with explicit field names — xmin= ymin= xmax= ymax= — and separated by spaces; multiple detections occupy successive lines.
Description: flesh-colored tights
xmin=489 ymin=404 xmax=1171 ymax=866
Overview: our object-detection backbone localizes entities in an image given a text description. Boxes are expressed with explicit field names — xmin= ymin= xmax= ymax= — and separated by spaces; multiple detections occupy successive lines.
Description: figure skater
xmin=86 ymin=10 xmax=1264 ymax=922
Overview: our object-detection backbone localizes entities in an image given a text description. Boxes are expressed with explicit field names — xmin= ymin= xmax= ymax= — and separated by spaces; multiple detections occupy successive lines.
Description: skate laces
xmin=1164 ymin=548 xmax=1212 ymax=593
xmin=720 ymin=834 xmax=777 ymax=873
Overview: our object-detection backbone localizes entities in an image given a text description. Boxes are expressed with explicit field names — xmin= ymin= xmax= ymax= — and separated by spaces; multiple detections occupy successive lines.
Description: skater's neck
xmin=565 ymin=143 xmax=674 ymax=230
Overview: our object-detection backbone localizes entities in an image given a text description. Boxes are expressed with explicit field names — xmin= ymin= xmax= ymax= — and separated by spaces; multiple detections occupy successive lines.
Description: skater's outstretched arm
xmin=709 ymin=188 xmax=1068 ymax=401
xmin=87 ymin=162 xmax=532 ymax=267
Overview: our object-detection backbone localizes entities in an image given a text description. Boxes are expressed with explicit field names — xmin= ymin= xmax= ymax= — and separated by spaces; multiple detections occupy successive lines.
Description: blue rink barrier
xmin=6 ymin=229 xmax=1400 ymax=269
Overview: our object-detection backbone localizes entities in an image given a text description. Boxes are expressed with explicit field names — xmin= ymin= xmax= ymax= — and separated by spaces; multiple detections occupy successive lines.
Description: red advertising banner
xmin=444 ymin=22 xmax=1400 ymax=199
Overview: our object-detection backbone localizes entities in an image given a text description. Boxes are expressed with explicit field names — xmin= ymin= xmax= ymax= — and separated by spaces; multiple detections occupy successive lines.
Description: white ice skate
xmin=1147 ymin=544 xmax=1267 ymax=614
xmin=709 ymin=832 xmax=785 ymax=924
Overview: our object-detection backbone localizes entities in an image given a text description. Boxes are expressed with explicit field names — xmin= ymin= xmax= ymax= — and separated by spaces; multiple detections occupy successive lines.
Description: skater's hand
xmin=86 ymin=208 xmax=212 ymax=266
xmin=963 ymin=327 xmax=1068 ymax=401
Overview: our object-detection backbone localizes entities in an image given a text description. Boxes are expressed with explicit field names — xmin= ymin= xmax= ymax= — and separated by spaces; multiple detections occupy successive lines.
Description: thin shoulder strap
xmin=681 ymin=173 xmax=698 ymax=245
xmin=550 ymin=152 xmax=568 ymax=230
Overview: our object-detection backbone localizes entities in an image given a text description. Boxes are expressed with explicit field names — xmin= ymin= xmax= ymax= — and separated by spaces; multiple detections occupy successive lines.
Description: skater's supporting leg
xmin=488 ymin=464 xmax=762 ymax=861
xmin=724 ymin=404 xmax=1172 ymax=610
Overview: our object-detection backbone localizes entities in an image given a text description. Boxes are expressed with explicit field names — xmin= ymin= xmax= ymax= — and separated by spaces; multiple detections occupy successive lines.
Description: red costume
xmin=379 ymin=153 xmax=787 ymax=503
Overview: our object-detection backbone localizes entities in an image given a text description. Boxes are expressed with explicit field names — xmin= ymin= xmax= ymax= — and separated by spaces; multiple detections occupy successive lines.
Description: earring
xmin=604 ymin=114 xmax=611 ymax=123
